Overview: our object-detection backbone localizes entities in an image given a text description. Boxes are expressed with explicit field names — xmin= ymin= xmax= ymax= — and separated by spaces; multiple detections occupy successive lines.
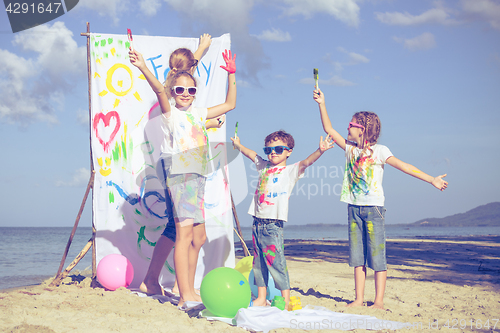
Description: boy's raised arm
xmin=231 ymin=136 xmax=257 ymax=162
xmin=129 ymin=49 xmax=171 ymax=116
xmin=313 ymin=89 xmax=346 ymax=150
xmin=298 ymin=135 xmax=335 ymax=174
xmin=386 ymin=156 xmax=448 ymax=191
xmin=207 ymin=50 xmax=236 ymax=119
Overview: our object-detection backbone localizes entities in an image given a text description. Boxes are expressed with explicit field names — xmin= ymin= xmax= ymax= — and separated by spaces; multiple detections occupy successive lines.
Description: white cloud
xmin=163 ymin=0 xmax=269 ymax=84
xmin=280 ymin=0 xmax=360 ymax=27
xmin=78 ymin=0 xmax=128 ymax=25
xmin=461 ymin=0 xmax=500 ymax=30
xmin=236 ymin=79 xmax=252 ymax=88
xmin=0 ymin=22 xmax=86 ymax=125
xmin=325 ymin=75 xmax=355 ymax=86
xmin=55 ymin=168 xmax=90 ymax=187
xmin=139 ymin=0 xmax=162 ymax=16
xmin=314 ymin=48 xmax=368 ymax=87
xmin=255 ymin=28 xmax=292 ymax=42
xmin=375 ymin=4 xmax=457 ymax=26
xmin=347 ymin=51 xmax=369 ymax=64
xmin=13 ymin=22 xmax=85 ymax=79
xmin=393 ymin=32 xmax=436 ymax=51
xmin=77 ymin=109 xmax=89 ymax=127
xmin=337 ymin=47 xmax=370 ymax=65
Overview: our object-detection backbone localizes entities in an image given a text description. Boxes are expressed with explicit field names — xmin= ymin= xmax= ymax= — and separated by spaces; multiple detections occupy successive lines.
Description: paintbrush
xmin=313 ymin=68 xmax=319 ymax=91
xmin=127 ymin=28 xmax=134 ymax=51
xmin=234 ymin=122 xmax=239 ymax=138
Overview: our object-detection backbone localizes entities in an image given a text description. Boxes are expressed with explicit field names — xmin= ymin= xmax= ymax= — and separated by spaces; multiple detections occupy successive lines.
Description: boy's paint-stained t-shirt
xmin=163 ymin=105 xmax=209 ymax=176
xmin=340 ymin=143 xmax=393 ymax=207
xmin=248 ymin=156 xmax=304 ymax=221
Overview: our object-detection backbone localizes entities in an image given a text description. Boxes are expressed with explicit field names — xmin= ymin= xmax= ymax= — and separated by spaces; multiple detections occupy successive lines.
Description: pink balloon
xmin=97 ymin=254 xmax=134 ymax=291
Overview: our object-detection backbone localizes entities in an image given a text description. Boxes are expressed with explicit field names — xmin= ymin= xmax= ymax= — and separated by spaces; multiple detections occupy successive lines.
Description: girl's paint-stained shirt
xmin=248 ymin=156 xmax=304 ymax=221
xmin=340 ymin=143 xmax=393 ymax=207
xmin=162 ymin=105 xmax=209 ymax=176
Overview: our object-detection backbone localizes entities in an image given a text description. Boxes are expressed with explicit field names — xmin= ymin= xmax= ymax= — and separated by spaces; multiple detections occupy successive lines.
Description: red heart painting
xmin=93 ymin=111 xmax=121 ymax=152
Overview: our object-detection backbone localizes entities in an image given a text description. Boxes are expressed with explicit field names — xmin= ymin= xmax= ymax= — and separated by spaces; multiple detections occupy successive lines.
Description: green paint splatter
xmin=107 ymin=38 xmax=113 ymax=45
xmin=95 ymin=41 xmax=99 ymax=47
xmin=141 ymin=141 xmax=154 ymax=155
xmin=122 ymin=140 xmax=127 ymax=160
xmin=125 ymin=41 xmax=130 ymax=49
xmin=135 ymin=208 xmax=142 ymax=216
xmin=137 ymin=226 xmax=156 ymax=247
xmin=112 ymin=142 xmax=120 ymax=161
xmin=109 ymin=191 xmax=114 ymax=203
xmin=100 ymin=39 xmax=106 ymax=47
xmin=104 ymin=52 xmax=109 ymax=59
xmin=164 ymin=260 xmax=175 ymax=274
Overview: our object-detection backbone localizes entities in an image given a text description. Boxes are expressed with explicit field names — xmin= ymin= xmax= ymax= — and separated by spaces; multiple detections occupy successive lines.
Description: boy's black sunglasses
xmin=263 ymin=146 xmax=290 ymax=155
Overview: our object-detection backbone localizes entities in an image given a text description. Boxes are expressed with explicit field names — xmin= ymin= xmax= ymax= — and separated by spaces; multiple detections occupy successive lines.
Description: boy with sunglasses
xmin=231 ymin=130 xmax=334 ymax=309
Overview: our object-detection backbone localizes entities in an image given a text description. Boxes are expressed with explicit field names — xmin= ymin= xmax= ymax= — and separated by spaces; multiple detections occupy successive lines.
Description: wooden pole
xmin=231 ymin=193 xmax=250 ymax=256
xmin=50 ymin=238 xmax=93 ymax=287
xmin=53 ymin=171 xmax=95 ymax=278
xmin=81 ymin=22 xmax=98 ymax=282
xmin=49 ymin=23 xmax=96 ymax=288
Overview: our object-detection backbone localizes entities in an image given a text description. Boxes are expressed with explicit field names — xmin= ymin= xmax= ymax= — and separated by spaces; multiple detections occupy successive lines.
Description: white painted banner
xmin=90 ymin=33 xmax=240 ymax=289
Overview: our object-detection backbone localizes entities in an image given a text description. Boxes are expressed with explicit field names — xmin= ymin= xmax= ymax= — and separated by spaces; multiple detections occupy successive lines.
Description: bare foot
xmin=369 ymin=302 xmax=384 ymax=310
xmin=139 ymin=281 xmax=165 ymax=296
xmin=346 ymin=299 xmax=364 ymax=307
xmin=251 ymin=298 xmax=268 ymax=307
xmin=178 ymin=293 xmax=200 ymax=308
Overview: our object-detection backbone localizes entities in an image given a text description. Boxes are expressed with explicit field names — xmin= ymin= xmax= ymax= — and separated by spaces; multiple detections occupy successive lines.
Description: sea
xmin=1 ymin=225 xmax=499 ymax=291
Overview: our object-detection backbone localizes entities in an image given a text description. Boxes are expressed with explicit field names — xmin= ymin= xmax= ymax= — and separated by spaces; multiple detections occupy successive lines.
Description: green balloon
xmin=200 ymin=267 xmax=251 ymax=318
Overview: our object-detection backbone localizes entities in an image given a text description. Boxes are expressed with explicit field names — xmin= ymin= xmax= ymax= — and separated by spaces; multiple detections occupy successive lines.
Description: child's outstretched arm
xmin=129 ymin=49 xmax=171 ymax=116
xmin=313 ymin=89 xmax=346 ymax=150
xmin=298 ymin=135 xmax=335 ymax=174
xmin=193 ymin=33 xmax=212 ymax=61
xmin=207 ymin=50 xmax=236 ymax=119
xmin=386 ymin=156 xmax=448 ymax=191
xmin=206 ymin=115 xmax=225 ymax=129
xmin=230 ymin=135 xmax=257 ymax=162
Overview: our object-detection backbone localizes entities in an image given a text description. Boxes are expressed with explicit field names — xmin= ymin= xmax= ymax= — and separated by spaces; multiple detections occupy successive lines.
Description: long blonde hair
xmin=164 ymin=48 xmax=198 ymax=98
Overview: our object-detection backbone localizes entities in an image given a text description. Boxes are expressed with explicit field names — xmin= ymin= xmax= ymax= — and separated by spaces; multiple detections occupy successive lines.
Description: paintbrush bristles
xmin=313 ymin=68 xmax=318 ymax=79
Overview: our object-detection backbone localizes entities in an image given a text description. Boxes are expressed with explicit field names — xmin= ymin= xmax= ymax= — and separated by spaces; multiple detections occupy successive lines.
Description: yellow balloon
xmin=234 ymin=256 xmax=253 ymax=282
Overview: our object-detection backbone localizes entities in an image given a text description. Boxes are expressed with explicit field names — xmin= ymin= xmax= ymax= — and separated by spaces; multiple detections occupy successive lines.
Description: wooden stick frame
xmin=51 ymin=22 xmax=97 ymax=287
xmin=51 ymin=23 xmax=249 ymax=287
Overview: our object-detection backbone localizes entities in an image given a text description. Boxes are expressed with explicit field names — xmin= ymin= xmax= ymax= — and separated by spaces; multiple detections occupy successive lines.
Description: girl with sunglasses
xmin=134 ymin=35 xmax=224 ymax=299
xmin=313 ymin=88 xmax=448 ymax=310
xmin=130 ymin=43 xmax=236 ymax=308
xmin=231 ymin=130 xmax=334 ymax=310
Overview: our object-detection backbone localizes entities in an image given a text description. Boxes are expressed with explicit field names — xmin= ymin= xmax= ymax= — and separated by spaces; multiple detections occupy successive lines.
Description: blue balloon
xmin=248 ymin=269 xmax=281 ymax=300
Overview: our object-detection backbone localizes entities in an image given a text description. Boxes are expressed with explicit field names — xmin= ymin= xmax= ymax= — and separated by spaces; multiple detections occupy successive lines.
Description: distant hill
xmin=410 ymin=202 xmax=500 ymax=227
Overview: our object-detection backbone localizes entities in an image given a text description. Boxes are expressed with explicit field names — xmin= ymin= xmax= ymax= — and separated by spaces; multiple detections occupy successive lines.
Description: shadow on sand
xmin=237 ymin=236 xmax=500 ymax=289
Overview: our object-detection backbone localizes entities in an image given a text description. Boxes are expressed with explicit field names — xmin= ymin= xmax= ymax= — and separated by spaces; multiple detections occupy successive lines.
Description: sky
xmin=1 ymin=0 xmax=499 ymax=228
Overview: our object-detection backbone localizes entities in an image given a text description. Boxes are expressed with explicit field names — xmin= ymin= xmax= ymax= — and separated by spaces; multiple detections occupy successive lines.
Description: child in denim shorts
xmin=231 ymin=130 xmax=334 ymax=310
xmin=314 ymin=88 xmax=448 ymax=309
xmin=130 ymin=43 xmax=237 ymax=307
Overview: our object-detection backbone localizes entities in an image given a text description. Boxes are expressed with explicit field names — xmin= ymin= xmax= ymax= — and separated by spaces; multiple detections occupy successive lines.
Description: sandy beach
xmin=1 ymin=236 xmax=499 ymax=332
